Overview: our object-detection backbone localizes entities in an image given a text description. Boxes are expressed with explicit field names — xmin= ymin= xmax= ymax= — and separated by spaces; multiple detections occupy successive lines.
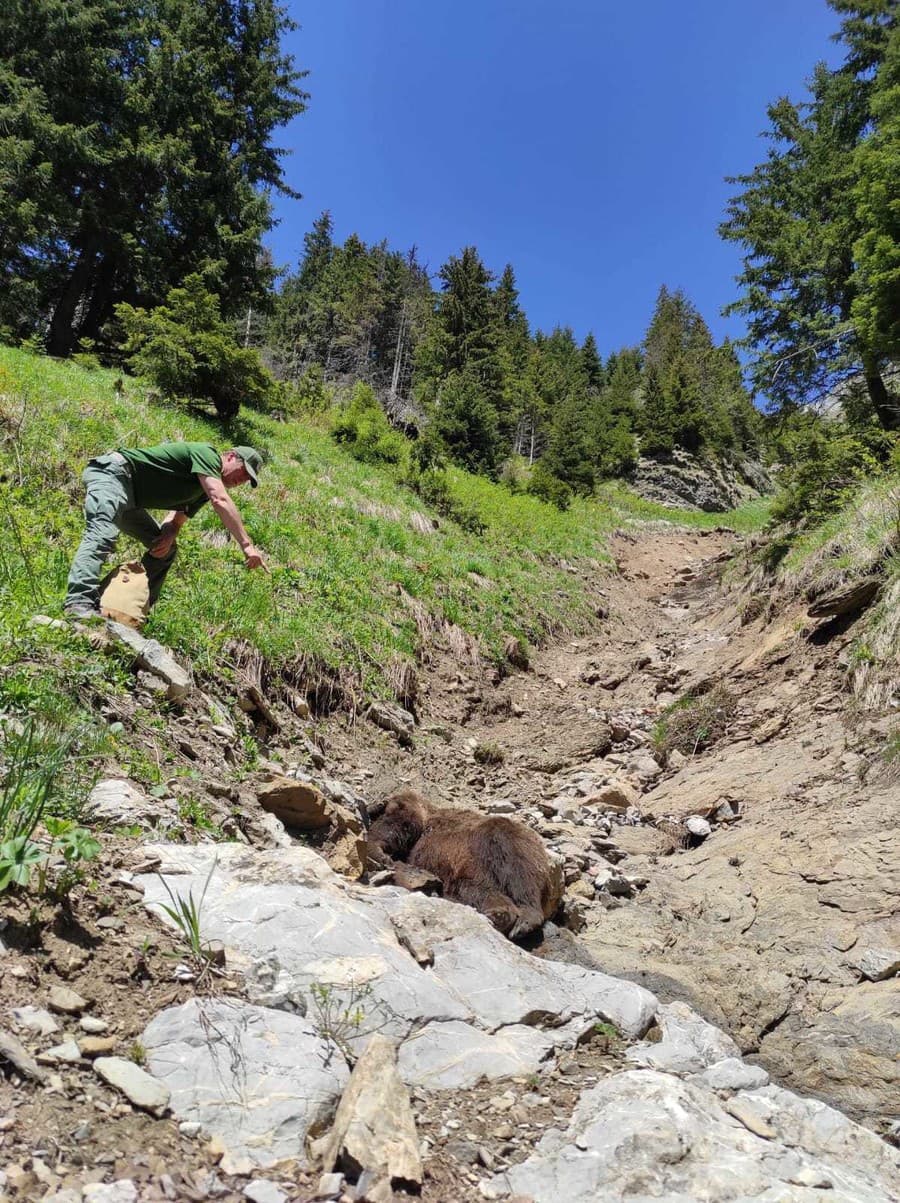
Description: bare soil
xmin=2 ymin=523 xmax=897 ymax=1200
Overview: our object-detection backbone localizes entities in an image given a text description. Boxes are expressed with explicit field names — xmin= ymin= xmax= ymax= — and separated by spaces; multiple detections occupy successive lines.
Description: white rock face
xmin=398 ymin=1021 xmax=557 ymax=1090
xmin=143 ymin=998 xmax=349 ymax=1169
xmin=490 ymin=1071 xmax=900 ymax=1202
xmin=137 ymin=844 xmax=657 ymax=1044
xmin=135 ymin=843 xmax=898 ymax=1195
xmin=627 ymin=999 xmax=742 ymax=1074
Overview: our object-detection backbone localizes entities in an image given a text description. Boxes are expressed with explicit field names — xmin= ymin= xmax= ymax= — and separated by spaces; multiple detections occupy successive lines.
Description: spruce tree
xmin=720 ymin=0 xmax=898 ymax=428
xmin=0 ymin=0 xmax=307 ymax=354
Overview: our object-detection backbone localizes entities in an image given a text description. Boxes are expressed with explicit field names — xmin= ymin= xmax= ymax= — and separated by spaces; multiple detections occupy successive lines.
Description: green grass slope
xmin=0 ymin=346 xmax=767 ymax=720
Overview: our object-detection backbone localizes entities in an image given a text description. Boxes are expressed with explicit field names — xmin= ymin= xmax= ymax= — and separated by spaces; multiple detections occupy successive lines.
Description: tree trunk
xmin=78 ymin=257 xmax=117 ymax=347
xmin=864 ymin=367 xmax=899 ymax=431
xmin=47 ymin=244 xmax=98 ymax=357
xmin=390 ymin=307 xmax=407 ymax=399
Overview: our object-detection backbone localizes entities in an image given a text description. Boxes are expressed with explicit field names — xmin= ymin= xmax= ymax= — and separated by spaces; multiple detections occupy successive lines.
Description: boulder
xmin=490 ymin=1071 xmax=899 ymax=1202
xmin=143 ymin=998 xmax=349 ymax=1168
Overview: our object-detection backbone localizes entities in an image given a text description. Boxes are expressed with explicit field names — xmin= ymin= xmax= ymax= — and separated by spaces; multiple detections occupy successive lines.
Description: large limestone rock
xmin=489 ymin=1071 xmax=900 ymax=1202
xmin=138 ymin=844 xmax=658 ymax=1063
xmin=143 ymin=998 xmax=349 ymax=1170
xmin=397 ymin=1021 xmax=557 ymax=1090
xmin=256 ymin=775 xmax=367 ymax=878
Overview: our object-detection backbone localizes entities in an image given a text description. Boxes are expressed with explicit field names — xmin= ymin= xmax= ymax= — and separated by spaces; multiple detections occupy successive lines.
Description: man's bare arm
xmin=198 ymin=475 xmax=269 ymax=571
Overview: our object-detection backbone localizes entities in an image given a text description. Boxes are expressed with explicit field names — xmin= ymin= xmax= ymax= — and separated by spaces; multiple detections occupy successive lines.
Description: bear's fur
xmin=367 ymin=789 xmax=556 ymax=939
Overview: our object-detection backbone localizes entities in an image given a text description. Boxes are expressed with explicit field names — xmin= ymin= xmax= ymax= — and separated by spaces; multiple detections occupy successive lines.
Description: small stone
xmin=96 ymin=916 xmax=125 ymax=932
xmin=47 ymin=986 xmax=88 ymax=1014
xmin=179 ymin=1121 xmax=203 ymax=1137
xmin=627 ymin=753 xmax=662 ymax=780
xmin=789 ymin=1167 xmax=834 ymax=1189
xmin=244 ymin=1180 xmax=289 ymax=1203
xmin=685 ymin=815 xmax=712 ymax=839
xmin=725 ymin=1096 xmax=777 ymax=1139
xmin=852 ymin=946 xmax=900 ymax=982
xmin=699 ymin=1057 xmax=770 ymax=1091
xmin=667 ymin=748 xmax=688 ymax=769
xmin=38 ymin=1038 xmax=83 ymax=1064
xmin=584 ymin=782 xmax=639 ymax=812
xmin=105 ymin=621 xmax=191 ymax=700
xmin=80 ymin=1016 xmax=110 ymax=1034
xmin=11 ymin=1006 xmax=60 ymax=1036
xmin=78 ymin=1036 xmax=117 ymax=1057
xmin=314 ymin=1173 xmax=343 ymax=1199
xmin=82 ymin=1182 xmax=139 ymax=1203
xmin=93 ymin=1056 xmax=170 ymax=1116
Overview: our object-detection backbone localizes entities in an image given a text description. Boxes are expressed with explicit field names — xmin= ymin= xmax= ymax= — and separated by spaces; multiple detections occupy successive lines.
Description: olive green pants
xmin=64 ymin=454 xmax=177 ymax=613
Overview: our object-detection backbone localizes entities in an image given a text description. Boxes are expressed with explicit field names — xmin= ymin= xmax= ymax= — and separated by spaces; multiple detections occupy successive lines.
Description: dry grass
xmin=850 ymin=569 xmax=900 ymax=710
xmin=652 ymin=685 xmax=738 ymax=762
xmin=781 ymin=479 xmax=900 ymax=601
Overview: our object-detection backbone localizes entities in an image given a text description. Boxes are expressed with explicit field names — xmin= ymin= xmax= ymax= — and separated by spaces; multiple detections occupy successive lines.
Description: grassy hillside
xmin=0 ymin=346 xmax=769 ymax=732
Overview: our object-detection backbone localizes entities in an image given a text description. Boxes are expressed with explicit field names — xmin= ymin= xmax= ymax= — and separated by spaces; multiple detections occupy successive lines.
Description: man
xmin=64 ymin=441 xmax=268 ymax=619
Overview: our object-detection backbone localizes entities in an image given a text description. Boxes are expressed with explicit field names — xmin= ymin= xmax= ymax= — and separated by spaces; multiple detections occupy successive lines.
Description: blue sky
xmin=267 ymin=1 xmax=843 ymax=358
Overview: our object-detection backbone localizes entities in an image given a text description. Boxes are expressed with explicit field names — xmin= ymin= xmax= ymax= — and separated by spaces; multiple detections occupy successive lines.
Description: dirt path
xmin=350 ymin=524 xmax=898 ymax=1130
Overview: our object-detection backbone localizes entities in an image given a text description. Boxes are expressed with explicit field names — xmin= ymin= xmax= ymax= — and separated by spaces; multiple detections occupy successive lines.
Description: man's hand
xmin=243 ymin=544 xmax=270 ymax=573
xmin=149 ymin=521 xmax=178 ymax=559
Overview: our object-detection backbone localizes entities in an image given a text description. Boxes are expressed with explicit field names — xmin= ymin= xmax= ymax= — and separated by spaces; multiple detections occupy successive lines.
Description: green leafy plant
xmin=309 ymin=980 xmax=376 ymax=1063
xmin=39 ymin=818 xmax=101 ymax=899
xmin=0 ymin=835 xmax=45 ymax=892
xmin=155 ymin=859 xmax=219 ymax=978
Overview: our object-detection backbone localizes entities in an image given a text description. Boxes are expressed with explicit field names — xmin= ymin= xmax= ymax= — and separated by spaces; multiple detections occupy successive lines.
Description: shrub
xmin=286 ymin=364 xmax=330 ymax=415
xmin=116 ymin=274 xmax=280 ymax=420
xmin=331 ymin=382 xmax=406 ymax=464
xmin=769 ymin=417 xmax=889 ymax=526
xmin=405 ymin=463 xmax=485 ymax=534
xmin=526 ymin=463 xmax=572 ymax=511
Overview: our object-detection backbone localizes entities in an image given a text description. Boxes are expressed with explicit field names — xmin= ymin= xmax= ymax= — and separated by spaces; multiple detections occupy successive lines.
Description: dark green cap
xmin=233 ymin=446 xmax=262 ymax=488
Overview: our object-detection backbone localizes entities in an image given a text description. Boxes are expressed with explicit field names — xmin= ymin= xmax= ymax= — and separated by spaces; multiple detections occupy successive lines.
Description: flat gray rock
xmin=106 ymin=621 xmax=191 ymax=700
xmin=490 ymin=1071 xmax=900 ymax=1202
xmin=699 ymin=1057 xmax=770 ymax=1092
xmin=143 ymin=997 xmax=349 ymax=1169
xmin=11 ymin=1006 xmax=59 ymax=1036
xmin=94 ymin=1056 xmax=170 ymax=1116
xmin=398 ymin=1021 xmax=557 ymax=1090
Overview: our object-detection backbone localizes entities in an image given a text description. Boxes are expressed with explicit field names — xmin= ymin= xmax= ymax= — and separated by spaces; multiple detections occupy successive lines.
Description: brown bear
xmin=366 ymin=789 xmax=557 ymax=939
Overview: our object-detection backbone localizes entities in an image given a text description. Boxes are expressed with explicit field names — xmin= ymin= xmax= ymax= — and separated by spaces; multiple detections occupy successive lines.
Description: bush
xmin=116 ymin=274 xmax=280 ymax=420
xmin=331 ymin=382 xmax=406 ymax=464
xmin=769 ymin=416 xmax=889 ymax=526
xmin=526 ymin=463 xmax=572 ymax=511
xmin=286 ymin=364 xmax=330 ymax=415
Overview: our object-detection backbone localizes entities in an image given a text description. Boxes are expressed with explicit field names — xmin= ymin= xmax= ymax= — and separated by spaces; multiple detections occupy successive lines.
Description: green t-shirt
xmin=119 ymin=442 xmax=221 ymax=516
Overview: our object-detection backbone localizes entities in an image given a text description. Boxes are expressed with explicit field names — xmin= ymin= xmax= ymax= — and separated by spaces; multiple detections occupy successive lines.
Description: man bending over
xmin=64 ymin=441 xmax=267 ymax=619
